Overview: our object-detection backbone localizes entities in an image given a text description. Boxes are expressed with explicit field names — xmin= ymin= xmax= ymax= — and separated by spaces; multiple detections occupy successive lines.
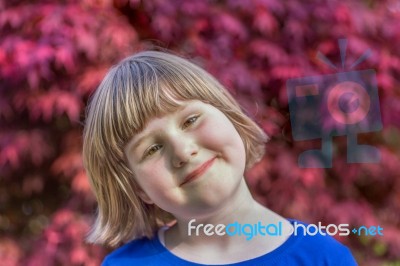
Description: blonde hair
xmin=82 ymin=51 xmax=268 ymax=247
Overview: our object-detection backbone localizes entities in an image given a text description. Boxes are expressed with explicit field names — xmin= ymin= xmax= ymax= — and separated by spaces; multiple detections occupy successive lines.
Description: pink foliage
xmin=1 ymin=0 xmax=400 ymax=265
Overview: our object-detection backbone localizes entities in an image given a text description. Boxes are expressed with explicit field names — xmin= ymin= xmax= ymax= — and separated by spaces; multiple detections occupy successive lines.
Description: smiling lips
xmin=180 ymin=157 xmax=217 ymax=186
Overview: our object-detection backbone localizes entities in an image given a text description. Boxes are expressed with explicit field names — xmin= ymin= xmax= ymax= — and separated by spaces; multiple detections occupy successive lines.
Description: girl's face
xmin=124 ymin=100 xmax=247 ymax=219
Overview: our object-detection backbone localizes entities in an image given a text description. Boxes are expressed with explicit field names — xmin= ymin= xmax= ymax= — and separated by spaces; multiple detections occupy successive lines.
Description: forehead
xmin=139 ymin=94 xmax=187 ymax=124
xmin=134 ymin=100 xmax=206 ymax=133
xmin=126 ymin=72 xmax=213 ymax=130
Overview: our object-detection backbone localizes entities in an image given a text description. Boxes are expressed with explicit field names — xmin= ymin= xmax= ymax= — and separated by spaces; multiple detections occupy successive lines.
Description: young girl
xmin=83 ymin=51 xmax=357 ymax=265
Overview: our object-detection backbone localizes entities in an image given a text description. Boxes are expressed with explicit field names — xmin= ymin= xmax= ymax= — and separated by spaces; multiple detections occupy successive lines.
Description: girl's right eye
xmin=144 ymin=144 xmax=162 ymax=158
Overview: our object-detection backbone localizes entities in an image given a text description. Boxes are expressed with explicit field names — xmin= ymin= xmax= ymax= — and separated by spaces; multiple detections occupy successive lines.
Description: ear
xmin=137 ymin=188 xmax=154 ymax=205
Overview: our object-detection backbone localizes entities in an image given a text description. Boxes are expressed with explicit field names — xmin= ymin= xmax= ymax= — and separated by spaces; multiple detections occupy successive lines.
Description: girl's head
xmin=83 ymin=51 xmax=268 ymax=247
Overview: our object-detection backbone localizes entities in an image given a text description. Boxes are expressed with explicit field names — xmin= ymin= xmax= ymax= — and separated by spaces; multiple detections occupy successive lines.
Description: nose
xmin=170 ymin=134 xmax=198 ymax=168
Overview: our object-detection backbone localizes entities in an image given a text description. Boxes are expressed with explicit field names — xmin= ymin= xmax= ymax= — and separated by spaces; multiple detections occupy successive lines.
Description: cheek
xmin=134 ymin=162 xmax=170 ymax=192
xmin=203 ymin=117 xmax=243 ymax=144
xmin=198 ymin=118 xmax=246 ymax=160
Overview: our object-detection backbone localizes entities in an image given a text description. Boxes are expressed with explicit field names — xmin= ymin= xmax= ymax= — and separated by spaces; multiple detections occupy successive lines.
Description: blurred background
xmin=1 ymin=0 xmax=400 ymax=265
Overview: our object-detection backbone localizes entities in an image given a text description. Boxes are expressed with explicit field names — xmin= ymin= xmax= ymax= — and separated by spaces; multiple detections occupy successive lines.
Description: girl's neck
xmin=163 ymin=180 xmax=293 ymax=264
xmin=174 ymin=178 xmax=262 ymax=232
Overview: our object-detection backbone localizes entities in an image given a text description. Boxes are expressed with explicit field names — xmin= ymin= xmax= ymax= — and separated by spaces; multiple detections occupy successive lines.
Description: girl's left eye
xmin=182 ymin=115 xmax=199 ymax=129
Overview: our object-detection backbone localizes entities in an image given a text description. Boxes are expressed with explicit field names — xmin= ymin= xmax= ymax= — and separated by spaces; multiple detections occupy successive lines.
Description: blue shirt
xmin=102 ymin=219 xmax=358 ymax=265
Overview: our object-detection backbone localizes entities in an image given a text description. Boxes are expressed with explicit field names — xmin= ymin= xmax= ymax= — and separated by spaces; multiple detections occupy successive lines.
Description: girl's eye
xmin=144 ymin=144 xmax=162 ymax=158
xmin=182 ymin=115 xmax=199 ymax=129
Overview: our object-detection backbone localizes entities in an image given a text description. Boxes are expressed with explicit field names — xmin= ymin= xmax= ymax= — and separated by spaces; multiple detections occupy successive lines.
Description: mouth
xmin=180 ymin=157 xmax=217 ymax=187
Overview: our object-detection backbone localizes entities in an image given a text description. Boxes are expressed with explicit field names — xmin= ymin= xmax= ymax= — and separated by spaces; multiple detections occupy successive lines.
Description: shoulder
xmin=283 ymin=219 xmax=358 ymax=265
xmin=101 ymin=237 xmax=166 ymax=266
